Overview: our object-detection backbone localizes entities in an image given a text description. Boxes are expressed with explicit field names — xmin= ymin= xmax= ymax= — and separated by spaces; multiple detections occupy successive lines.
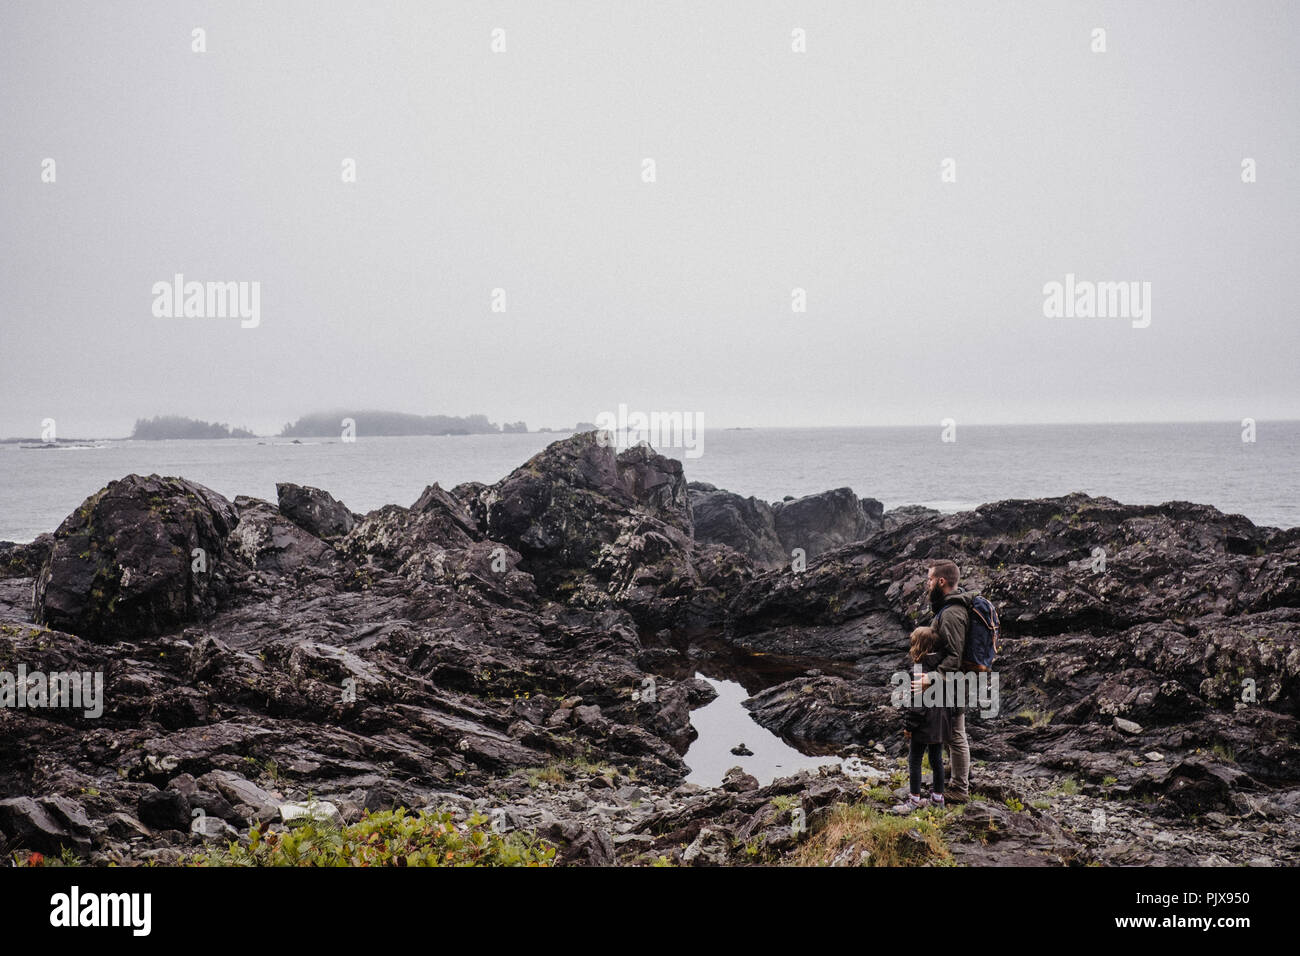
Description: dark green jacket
xmin=930 ymin=589 xmax=973 ymax=673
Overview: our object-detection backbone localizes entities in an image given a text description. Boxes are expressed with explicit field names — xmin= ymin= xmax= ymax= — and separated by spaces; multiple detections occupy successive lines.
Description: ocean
xmin=1 ymin=421 xmax=1296 ymax=543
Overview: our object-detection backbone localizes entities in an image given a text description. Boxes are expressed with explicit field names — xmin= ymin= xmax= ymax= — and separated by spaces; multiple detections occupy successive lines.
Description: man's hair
xmin=929 ymin=560 xmax=960 ymax=588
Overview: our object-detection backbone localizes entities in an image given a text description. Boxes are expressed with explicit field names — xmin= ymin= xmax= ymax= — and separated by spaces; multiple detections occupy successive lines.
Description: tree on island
xmin=279 ymin=411 xmax=518 ymax=438
xmin=131 ymin=416 xmax=257 ymax=440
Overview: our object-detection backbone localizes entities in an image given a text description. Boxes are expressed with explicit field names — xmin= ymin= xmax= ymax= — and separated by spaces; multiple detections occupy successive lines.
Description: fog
xmin=2 ymin=1 xmax=1297 ymax=437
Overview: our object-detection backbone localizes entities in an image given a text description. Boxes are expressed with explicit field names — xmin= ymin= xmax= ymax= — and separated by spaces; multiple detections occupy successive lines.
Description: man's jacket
xmin=929 ymin=589 xmax=973 ymax=673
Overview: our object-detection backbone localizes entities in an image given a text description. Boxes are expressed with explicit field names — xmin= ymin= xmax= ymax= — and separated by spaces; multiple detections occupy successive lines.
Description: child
xmin=891 ymin=626 xmax=953 ymax=813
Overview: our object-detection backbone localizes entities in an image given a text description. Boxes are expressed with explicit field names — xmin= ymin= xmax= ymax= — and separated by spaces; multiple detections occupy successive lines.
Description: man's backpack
xmin=937 ymin=594 xmax=1001 ymax=672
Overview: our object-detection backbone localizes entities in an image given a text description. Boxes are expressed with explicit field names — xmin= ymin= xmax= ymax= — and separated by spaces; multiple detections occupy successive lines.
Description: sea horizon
xmin=3 ymin=420 xmax=1296 ymax=543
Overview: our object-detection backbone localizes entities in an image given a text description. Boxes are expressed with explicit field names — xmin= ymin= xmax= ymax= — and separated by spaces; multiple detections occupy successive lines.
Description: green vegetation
xmin=788 ymin=801 xmax=956 ymax=867
xmin=1030 ymin=798 xmax=1052 ymax=810
xmin=13 ymin=848 xmax=84 ymax=867
xmin=190 ymin=808 xmax=555 ymax=867
xmin=525 ymin=763 xmax=567 ymax=788
xmin=1102 ymin=775 xmax=1118 ymax=787
xmin=1015 ymin=708 xmax=1054 ymax=728
xmin=132 ymin=415 xmax=255 ymax=440
xmin=1048 ymin=776 xmax=1081 ymax=796
xmin=524 ymin=754 xmax=623 ymax=788
xmin=1210 ymin=742 xmax=1237 ymax=763
xmin=242 ymin=756 xmax=281 ymax=783
xmin=1005 ymin=797 xmax=1024 ymax=812
xmin=279 ymin=410 xmax=508 ymax=438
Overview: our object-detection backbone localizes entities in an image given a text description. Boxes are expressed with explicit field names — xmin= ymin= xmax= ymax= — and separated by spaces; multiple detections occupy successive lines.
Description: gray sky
xmin=2 ymin=1 xmax=1297 ymax=436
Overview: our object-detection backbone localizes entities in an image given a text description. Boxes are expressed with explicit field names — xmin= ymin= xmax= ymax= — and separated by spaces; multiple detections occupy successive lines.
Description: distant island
xmin=36 ymin=411 xmax=570 ymax=442
xmin=279 ymin=411 xmax=520 ymax=438
xmin=131 ymin=416 xmax=256 ymax=440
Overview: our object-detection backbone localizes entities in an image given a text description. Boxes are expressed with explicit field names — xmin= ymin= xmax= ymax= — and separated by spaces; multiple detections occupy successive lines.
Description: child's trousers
xmin=909 ymin=738 xmax=945 ymax=796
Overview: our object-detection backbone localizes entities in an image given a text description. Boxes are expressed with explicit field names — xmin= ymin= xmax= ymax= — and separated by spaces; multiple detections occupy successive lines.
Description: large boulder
xmin=463 ymin=432 xmax=696 ymax=620
xmin=34 ymin=475 xmax=241 ymax=641
xmin=689 ymin=482 xmax=786 ymax=568
xmin=341 ymin=483 xmax=537 ymax=607
xmin=343 ymin=483 xmax=481 ymax=571
xmin=880 ymin=504 xmax=940 ymax=530
xmin=0 ymin=796 xmax=94 ymax=855
xmin=771 ymin=487 xmax=876 ymax=560
xmin=276 ymin=483 xmax=356 ymax=539
xmin=228 ymin=496 xmax=337 ymax=578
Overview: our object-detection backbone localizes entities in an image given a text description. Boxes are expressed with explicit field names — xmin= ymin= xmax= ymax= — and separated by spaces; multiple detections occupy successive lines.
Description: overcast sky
xmin=2 ymin=1 xmax=1297 ymax=437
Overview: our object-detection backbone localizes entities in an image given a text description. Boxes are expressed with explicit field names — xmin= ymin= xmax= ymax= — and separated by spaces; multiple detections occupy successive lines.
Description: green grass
xmin=1210 ymin=742 xmax=1236 ymax=763
xmin=189 ymin=808 xmax=555 ymax=867
xmin=525 ymin=763 xmax=567 ymax=788
xmin=787 ymin=801 xmax=956 ymax=867
xmin=1015 ymin=708 xmax=1054 ymax=728
xmin=525 ymin=754 xmax=622 ymax=789
xmin=1048 ymin=776 xmax=1080 ymax=796
xmin=242 ymin=755 xmax=281 ymax=783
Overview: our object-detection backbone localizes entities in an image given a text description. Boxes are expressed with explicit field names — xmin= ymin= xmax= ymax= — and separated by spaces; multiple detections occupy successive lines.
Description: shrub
xmin=190 ymin=808 xmax=555 ymax=867
xmin=1048 ymin=776 xmax=1080 ymax=796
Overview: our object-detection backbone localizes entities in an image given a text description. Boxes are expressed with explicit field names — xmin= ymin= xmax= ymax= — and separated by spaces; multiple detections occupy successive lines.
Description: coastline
xmin=1 ymin=431 xmax=1297 ymax=866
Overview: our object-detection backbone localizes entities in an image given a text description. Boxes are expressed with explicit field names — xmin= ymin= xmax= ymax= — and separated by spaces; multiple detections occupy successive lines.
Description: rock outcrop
xmin=458 ymin=432 xmax=699 ymax=624
xmin=688 ymin=483 xmax=786 ymax=568
xmin=33 ymin=474 xmax=242 ymax=641
xmin=2 ymin=438 xmax=1297 ymax=867
xmin=771 ymin=487 xmax=880 ymax=560
xmin=276 ymin=483 xmax=356 ymax=539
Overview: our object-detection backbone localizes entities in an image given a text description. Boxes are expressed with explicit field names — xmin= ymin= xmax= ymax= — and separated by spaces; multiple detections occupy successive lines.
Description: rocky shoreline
xmin=1 ymin=431 xmax=1296 ymax=865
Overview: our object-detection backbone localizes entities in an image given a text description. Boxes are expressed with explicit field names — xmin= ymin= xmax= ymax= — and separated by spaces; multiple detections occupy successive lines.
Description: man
xmin=915 ymin=559 xmax=972 ymax=803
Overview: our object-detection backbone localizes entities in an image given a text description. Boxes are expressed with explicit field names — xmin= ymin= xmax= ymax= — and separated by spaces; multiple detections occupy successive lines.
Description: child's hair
xmin=909 ymin=626 xmax=938 ymax=662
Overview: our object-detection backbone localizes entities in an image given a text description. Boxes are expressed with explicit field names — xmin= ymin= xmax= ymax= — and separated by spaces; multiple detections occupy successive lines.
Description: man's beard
xmin=928 ymin=583 xmax=946 ymax=613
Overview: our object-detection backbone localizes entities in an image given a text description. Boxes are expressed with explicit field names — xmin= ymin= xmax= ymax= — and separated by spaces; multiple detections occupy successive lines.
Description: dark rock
xmin=771 ymin=488 xmax=875 ymax=560
xmin=880 ymin=504 xmax=941 ymax=530
xmin=547 ymin=820 xmax=616 ymax=866
xmin=0 ymin=534 xmax=53 ymax=579
xmin=138 ymin=789 xmax=190 ymax=831
xmin=722 ymin=767 xmax=759 ymax=791
xmin=34 ymin=474 xmax=241 ymax=640
xmin=5 ymin=441 xmax=1299 ymax=868
xmin=0 ymin=796 xmax=94 ymax=855
xmin=689 ymin=483 xmax=785 ymax=568
xmin=230 ymin=496 xmax=337 ymax=578
xmin=469 ymin=432 xmax=697 ymax=623
xmin=276 ymin=482 xmax=356 ymax=538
